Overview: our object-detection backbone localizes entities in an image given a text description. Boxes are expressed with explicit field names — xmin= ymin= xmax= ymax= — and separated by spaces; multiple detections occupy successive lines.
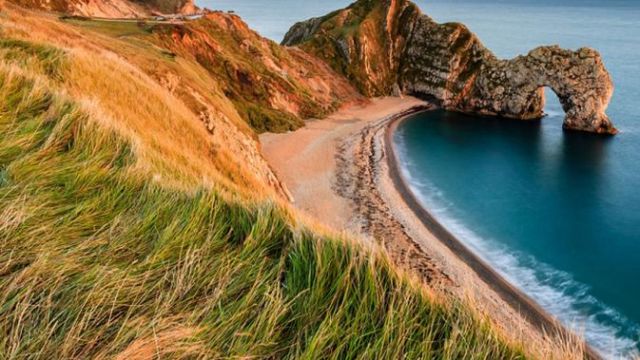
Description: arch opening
xmin=542 ymin=86 xmax=564 ymax=120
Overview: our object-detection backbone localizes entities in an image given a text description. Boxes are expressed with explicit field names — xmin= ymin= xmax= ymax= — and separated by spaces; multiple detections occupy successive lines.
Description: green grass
xmin=0 ymin=41 xmax=527 ymax=359
xmin=61 ymin=18 xmax=157 ymax=38
xmin=0 ymin=39 xmax=66 ymax=79
xmin=132 ymin=0 xmax=188 ymax=14
xmin=233 ymin=100 xmax=304 ymax=134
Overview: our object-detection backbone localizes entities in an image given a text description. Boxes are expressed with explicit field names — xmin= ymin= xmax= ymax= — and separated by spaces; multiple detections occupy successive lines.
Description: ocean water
xmin=197 ymin=0 xmax=640 ymax=358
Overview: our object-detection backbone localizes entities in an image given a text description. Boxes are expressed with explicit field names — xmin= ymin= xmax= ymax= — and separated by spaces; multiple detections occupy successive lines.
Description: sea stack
xmin=283 ymin=0 xmax=616 ymax=134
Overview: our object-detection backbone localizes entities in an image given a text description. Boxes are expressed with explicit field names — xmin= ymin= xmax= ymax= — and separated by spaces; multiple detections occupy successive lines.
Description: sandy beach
xmin=260 ymin=97 xmax=591 ymax=359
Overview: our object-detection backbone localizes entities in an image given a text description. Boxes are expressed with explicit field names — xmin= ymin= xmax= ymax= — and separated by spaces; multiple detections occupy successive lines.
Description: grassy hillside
xmin=149 ymin=12 xmax=361 ymax=133
xmin=0 ymin=36 xmax=528 ymax=359
xmin=0 ymin=3 xmax=570 ymax=359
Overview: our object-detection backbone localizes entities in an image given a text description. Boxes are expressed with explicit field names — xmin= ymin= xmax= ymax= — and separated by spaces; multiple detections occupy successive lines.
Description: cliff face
xmin=283 ymin=0 xmax=420 ymax=97
xmin=284 ymin=0 xmax=616 ymax=134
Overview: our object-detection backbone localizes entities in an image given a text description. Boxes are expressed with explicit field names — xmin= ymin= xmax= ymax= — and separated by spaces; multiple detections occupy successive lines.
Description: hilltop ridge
xmin=8 ymin=0 xmax=197 ymax=18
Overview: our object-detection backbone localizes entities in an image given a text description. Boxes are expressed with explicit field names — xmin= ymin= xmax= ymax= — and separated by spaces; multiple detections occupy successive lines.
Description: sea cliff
xmin=284 ymin=0 xmax=616 ymax=134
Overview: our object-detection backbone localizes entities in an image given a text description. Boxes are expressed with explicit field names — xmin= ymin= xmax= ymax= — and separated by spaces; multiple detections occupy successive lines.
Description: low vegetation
xmin=150 ymin=14 xmax=353 ymax=134
xmin=0 ymin=35 xmax=530 ymax=358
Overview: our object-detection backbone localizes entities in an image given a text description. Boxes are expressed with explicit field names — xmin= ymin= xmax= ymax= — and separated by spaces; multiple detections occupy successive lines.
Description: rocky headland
xmin=283 ymin=0 xmax=616 ymax=134
xmin=0 ymin=0 xmax=611 ymax=357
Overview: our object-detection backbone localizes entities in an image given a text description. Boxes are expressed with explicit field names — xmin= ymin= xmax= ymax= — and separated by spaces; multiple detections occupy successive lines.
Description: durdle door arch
xmin=461 ymin=46 xmax=617 ymax=135
xmin=283 ymin=0 xmax=617 ymax=134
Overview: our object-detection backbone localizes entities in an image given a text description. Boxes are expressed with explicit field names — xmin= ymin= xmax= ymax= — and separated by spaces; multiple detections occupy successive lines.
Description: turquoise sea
xmin=199 ymin=0 xmax=640 ymax=358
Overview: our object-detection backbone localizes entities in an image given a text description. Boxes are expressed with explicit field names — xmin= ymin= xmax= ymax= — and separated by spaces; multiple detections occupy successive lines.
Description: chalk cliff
xmin=284 ymin=0 xmax=616 ymax=134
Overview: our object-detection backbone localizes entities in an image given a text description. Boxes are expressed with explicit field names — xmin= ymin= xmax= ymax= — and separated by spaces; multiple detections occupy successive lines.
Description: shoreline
xmin=384 ymin=110 xmax=599 ymax=360
xmin=260 ymin=97 xmax=596 ymax=359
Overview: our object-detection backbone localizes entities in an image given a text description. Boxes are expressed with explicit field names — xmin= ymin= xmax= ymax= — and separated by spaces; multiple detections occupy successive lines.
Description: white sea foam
xmin=393 ymin=133 xmax=640 ymax=359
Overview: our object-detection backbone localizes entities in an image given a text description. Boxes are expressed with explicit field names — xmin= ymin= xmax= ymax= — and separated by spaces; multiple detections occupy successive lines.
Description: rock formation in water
xmin=283 ymin=0 xmax=616 ymax=134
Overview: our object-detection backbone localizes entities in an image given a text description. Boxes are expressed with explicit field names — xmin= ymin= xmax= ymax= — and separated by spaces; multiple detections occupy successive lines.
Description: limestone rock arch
xmin=282 ymin=0 xmax=617 ymax=134
xmin=464 ymin=46 xmax=616 ymax=134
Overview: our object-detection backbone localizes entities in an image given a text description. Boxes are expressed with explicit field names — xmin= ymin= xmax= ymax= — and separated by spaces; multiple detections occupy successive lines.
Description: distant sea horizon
xmin=198 ymin=0 xmax=640 ymax=358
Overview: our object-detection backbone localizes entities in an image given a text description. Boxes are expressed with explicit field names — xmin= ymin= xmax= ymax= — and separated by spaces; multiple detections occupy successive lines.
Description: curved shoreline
xmin=260 ymin=97 xmax=598 ymax=359
xmin=384 ymin=109 xmax=599 ymax=360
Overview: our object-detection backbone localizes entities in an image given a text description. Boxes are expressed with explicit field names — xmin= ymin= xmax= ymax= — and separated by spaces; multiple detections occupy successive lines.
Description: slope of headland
xmin=0 ymin=0 xmax=603 ymax=358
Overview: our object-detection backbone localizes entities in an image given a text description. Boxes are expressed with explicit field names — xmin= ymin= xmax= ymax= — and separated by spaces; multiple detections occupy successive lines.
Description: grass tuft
xmin=0 ymin=39 xmax=66 ymax=79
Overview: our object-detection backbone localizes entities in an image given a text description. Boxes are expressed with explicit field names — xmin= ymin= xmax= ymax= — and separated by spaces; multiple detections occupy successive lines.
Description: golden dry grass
xmin=0 ymin=3 xmax=284 ymax=201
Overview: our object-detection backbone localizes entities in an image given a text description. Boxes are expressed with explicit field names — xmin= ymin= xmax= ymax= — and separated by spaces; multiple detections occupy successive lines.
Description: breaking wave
xmin=393 ymin=132 xmax=640 ymax=359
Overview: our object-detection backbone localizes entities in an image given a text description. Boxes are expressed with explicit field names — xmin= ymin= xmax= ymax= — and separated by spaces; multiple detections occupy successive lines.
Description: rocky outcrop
xmin=284 ymin=0 xmax=616 ymax=134
xmin=283 ymin=0 xmax=420 ymax=97
xmin=461 ymin=47 xmax=615 ymax=134
xmin=282 ymin=16 xmax=325 ymax=46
